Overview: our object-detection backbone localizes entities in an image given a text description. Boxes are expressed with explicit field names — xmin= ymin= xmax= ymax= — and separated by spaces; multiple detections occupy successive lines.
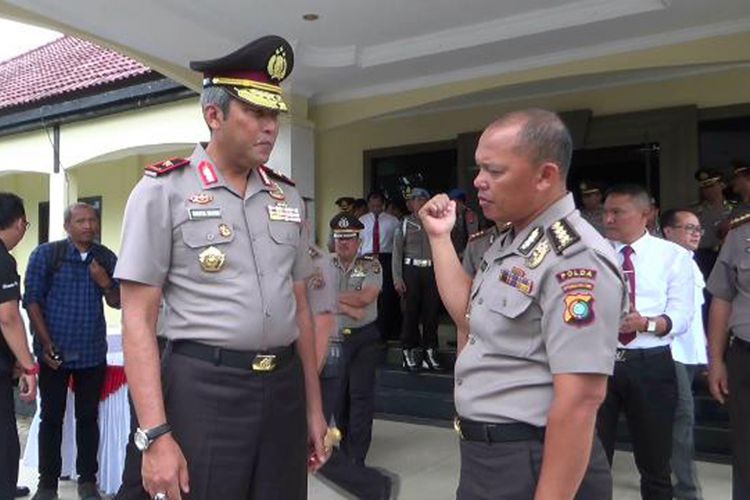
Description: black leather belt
xmin=454 ymin=417 xmax=545 ymax=442
xmin=615 ymin=345 xmax=670 ymax=362
xmin=731 ymin=335 xmax=750 ymax=351
xmin=341 ymin=321 xmax=377 ymax=336
xmin=171 ymin=340 xmax=295 ymax=372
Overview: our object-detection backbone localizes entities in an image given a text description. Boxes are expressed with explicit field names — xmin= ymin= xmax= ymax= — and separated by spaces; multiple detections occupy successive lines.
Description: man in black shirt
xmin=0 ymin=192 xmax=37 ymax=500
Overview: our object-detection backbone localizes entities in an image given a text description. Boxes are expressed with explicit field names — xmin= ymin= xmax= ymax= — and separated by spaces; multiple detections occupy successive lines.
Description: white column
xmin=48 ymin=171 xmax=66 ymax=240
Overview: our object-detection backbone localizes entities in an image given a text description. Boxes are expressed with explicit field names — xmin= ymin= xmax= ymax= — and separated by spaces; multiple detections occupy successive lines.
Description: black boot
xmin=401 ymin=348 xmax=421 ymax=373
xmin=422 ymin=348 xmax=444 ymax=372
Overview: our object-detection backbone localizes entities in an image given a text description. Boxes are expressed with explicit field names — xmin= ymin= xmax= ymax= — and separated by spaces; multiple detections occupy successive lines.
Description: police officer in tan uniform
xmin=309 ymin=214 xmax=395 ymax=499
xmin=393 ymin=188 xmax=443 ymax=372
xmin=114 ymin=36 xmax=328 ymax=500
xmin=706 ymin=213 xmax=750 ymax=499
xmin=420 ymin=109 xmax=626 ymax=499
xmin=693 ymin=169 xmax=735 ymax=278
xmin=461 ymin=225 xmax=500 ymax=277
xmin=579 ymin=181 xmax=606 ymax=235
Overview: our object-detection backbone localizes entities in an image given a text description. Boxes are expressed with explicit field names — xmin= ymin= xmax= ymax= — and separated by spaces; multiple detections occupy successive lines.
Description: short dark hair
xmin=604 ymin=183 xmax=651 ymax=209
xmin=367 ymin=191 xmax=385 ymax=203
xmin=0 ymin=192 xmax=25 ymax=230
xmin=354 ymin=198 xmax=368 ymax=211
xmin=660 ymin=208 xmax=697 ymax=230
xmin=488 ymin=108 xmax=573 ymax=176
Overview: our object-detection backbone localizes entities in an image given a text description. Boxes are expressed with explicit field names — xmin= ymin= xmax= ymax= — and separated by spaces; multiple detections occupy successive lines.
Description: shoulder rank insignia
xmin=144 ymin=157 xmax=189 ymax=177
xmin=518 ymin=226 xmax=543 ymax=256
xmin=526 ymin=238 xmax=551 ymax=269
xmin=259 ymin=165 xmax=296 ymax=186
xmin=308 ymin=245 xmax=321 ymax=259
xmin=730 ymin=212 xmax=750 ymax=230
xmin=468 ymin=229 xmax=489 ymax=242
xmin=547 ymin=219 xmax=580 ymax=255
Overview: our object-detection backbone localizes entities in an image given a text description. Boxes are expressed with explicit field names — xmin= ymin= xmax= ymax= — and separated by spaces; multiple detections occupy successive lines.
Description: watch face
xmin=134 ymin=429 xmax=149 ymax=451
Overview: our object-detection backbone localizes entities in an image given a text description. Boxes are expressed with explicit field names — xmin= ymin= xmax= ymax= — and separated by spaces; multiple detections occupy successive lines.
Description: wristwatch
xmin=645 ymin=318 xmax=658 ymax=333
xmin=134 ymin=423 xmax=171 ymax=452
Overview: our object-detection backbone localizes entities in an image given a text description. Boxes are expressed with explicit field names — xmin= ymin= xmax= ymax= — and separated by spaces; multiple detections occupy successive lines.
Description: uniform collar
xmin=611 ymin=230 xmax=650 ymax=255
xmin=333 ymin=254 xmax=358 ymax=274
xmin=502 ymin=193 xmax=576 ymax=256
xmin=190 ymin=143 xmax=229 ymax=191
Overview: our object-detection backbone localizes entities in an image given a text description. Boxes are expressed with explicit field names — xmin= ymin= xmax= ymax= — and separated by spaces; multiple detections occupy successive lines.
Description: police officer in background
xmin=692 ymin=169 xmax=735 ymax=278
xmin=706 ymin=213 xmax=750 ymax=499
xmin=114 ymin=36 xmax=328 ymax=500
xmin=579 ymin=181 xmax=606 ymax=235
xmin=448 ymin=188 xmax=480 ymax=259
xmin=420 ymin=109 xmax=625 ymax=499
xmin=311 ymin=214 xmax=395 ymax=499
xmin=393 ymin=188 xmax=443 ymax=373
xmin=461 ymin=225 xmax=501 ymax=278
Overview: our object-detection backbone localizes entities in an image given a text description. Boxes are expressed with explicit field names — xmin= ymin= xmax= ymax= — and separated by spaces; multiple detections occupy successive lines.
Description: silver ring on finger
xmin=154 ymin=493 xmax=168 ymax=500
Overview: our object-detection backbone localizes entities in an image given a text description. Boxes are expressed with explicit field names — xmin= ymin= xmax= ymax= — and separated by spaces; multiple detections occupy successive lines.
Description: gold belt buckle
xmin=252 ymin=354 xmax=277 ymax=372
xmin=342 ymin=328 xmax=352 ymax=336
xmin=453 ymin=416 xmax=465 ymax=440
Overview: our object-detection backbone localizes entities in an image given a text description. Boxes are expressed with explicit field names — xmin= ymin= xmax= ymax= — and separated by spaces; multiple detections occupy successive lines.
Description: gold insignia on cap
xmin=218 ymin=223 xmax=233 ymax=238
xmin=189 ymin=193 xmax=214 ymax=205
xmin=338 ymin=217 xmax=350 ymax=228
xmin=199 ymin=246 xmax=226 ymax=272
xmin=526 ymin=238 xmax=550 ymax=269
xmin=267 ymin=47 xmax=289 ymax=81
xmin=698 ymin=171 xmax=709 ymax=181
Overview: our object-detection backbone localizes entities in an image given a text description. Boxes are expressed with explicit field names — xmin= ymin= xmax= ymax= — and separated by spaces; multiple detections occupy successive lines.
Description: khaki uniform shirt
xmin=392 ymin=214 xmax=432 ymax=284
xmin=334 ymin=255 xmax=382 ymax=329
xmin=462 ymin=226 xmax=500 ymax=277
xmin=706 ymin=221 xmax=750 ymax=341
xmin=693 ymin=199 xmax=735 ymax=251
xmin=307 ymin=245 xmax=338 ymax=316
xmin=581 ymin=207 xmax=606 ymax=236
xmin=115 ymin=144 xmax=312 ymax=351
xmin=455 ymin=194 xmax=627 ymax=427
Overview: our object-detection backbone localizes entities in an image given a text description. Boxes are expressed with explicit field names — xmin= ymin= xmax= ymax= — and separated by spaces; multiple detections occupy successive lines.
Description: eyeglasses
xmin=671 ymin=224 xmax=704 ymax=235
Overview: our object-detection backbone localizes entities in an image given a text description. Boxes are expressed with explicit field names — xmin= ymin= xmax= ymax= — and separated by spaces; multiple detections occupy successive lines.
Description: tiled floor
xmin=18 ymin=419 xmax=731 ymax=499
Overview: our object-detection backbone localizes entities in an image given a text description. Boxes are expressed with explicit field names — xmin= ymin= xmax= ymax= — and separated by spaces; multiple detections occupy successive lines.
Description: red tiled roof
xmin=0 ymin=35 xmax=152 ymax=111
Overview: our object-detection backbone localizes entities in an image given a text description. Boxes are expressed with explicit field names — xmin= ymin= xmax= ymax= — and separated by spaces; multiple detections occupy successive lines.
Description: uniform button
xmin=456 ymin=379 xmax=463 ymax=386
xmin=469 ymin=337 xmax=476 ymax=345
xmin=207 ymin=233 xmax=215 ymax=241
xmin=264 ymin=310 xmax=271 ymax=317
xmin=478 ymin=298 xmax=484 ymax=305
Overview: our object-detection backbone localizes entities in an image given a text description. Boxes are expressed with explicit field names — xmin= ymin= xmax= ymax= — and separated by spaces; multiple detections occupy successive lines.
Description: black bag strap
xmin=47 ymin=239 xmax=69 ymax=277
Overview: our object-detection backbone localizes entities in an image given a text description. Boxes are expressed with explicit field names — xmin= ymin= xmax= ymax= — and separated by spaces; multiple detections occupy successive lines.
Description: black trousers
xmin=117 ymin=347 xmax=307 ymax=500
xmin=38 ymin=362 xmax=106 ymax=489
xmin=727 ymin=341 xmax=750 ymax=499
xmin=376 ymin=253 xmax=401 ymax=342
xmin=318 ymin=324 xmax=389 ymax=499
xmin=400 ymin=264 xmax=440 ymax=349
xmin=456 ymin=435 xmax=612 ymax=499
xmin=0 ymin=369 xmax=19 ymax=500
xmin=596 ymin=347 xmax=677 ymax=500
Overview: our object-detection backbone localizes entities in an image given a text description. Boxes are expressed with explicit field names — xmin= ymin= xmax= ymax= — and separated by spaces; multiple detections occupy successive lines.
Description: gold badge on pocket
xmin=218 ymin=223 xmax=233 ymax=238
xmin=199 ymin=246 xmax=226 ymax=272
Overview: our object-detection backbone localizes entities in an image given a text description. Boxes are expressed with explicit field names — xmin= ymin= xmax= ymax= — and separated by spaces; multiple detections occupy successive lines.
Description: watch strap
xmin=144 ymin=423 xmax=172 ymax=442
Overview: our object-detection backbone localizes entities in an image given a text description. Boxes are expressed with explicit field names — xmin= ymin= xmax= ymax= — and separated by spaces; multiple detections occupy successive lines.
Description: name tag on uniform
xmin=188 ymin=207 xmax=222 ymax=220
xmin=267 ymin=204 xmax=301 ymax=223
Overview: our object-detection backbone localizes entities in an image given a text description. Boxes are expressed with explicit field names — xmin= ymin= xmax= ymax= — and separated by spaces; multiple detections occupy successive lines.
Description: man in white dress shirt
xmin=359 ymin=192 xmax=401 ymax=342
xmin=596 ymin=184 xmax=695 ymax=500
xmin=661 ymin=208 xmax=707 ymax=500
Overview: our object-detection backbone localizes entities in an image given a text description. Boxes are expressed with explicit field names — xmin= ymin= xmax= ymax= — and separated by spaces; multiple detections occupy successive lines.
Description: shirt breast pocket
xmin=180 ymin=220 xmax=239 ymax=280
xmin=268 ymin=221 xmax=301 ymax=261
xmin=483 ymin=290 xmax=537 ymax=357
